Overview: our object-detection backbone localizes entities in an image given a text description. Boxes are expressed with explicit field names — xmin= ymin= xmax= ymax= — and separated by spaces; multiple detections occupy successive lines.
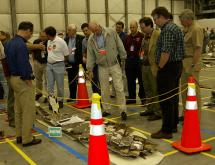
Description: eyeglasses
xmin=153 ymin=15 xmax=159 ymax=22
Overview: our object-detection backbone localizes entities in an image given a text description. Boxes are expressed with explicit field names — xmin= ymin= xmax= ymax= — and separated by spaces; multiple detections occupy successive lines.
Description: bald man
xmin=124 ymin=20 xmax=145 ymax=105
xmin=64 ymin=24 xmax=84 ymax=101
xmin=86 ymin=21 xmax=127 ymax=120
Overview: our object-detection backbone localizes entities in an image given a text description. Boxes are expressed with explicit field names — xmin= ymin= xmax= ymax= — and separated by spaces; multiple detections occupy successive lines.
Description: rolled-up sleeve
xmin=161 ymin=31 xmax=175 ymax=54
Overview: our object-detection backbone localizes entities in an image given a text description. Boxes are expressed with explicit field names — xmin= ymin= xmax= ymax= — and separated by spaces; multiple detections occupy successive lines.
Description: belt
xmin=48 ymin=61 xmax=64 ymax=65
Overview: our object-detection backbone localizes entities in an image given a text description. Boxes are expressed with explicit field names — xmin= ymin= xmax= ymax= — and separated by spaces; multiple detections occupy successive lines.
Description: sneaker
xmin=121 ymin=112 xmax=127 ymax=121
xmin=16 ymin=137 xmax=22 ymax=144
xmin=151 ymin=130 xmax=173 ymax=139
xmin=139 ymin=111 xmax=153 ymax=116
xmin=23 ymin=137 xmax=42 ymax=147
xmin=147 ymin=114 xmax=161 ymax=121
xmin=102 ymin=111 xmax=111 ymax=117
xmin=35 ymin=93 xmax=42 ymax=101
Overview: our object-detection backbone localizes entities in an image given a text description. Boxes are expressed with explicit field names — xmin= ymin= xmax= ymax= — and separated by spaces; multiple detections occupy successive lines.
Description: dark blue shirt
xmin=119 ymin=32 xmax=127 ymax=43
xmin=5 ymin=35 xmax=33 ymax=80
xmin=156 ymin=22 xmax=184 ymax=64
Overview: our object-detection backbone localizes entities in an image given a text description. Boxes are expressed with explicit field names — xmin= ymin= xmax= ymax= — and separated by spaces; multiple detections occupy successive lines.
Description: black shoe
xmin=35 ymin=93 xmax=42 ymax=101
xmin=179 ymin=116 xmax=184 ymax=122
xmin=147 ymin=115 xmax=161 ymax=121
xmin=102 ymin=111 xmax=111 ymax=117
xmin=23 ymin=137 xmax=42 ymax=147
xmin=126 ymin=100 xmax=136 ymax=104
xmin=49 ymin=103 xmax=52 ymax=110
xmin=172 ymin=127 xmax=178 ymax=133
xmin=139 ymin=111 xmax=153 ymax=116
xmin=110 ymin=95 xmax=115 ymax=98
xmin=9 ymin=121 xmax=15 ymax=128
xmin=121 ymin=112 xmax=127 ymax=121
xmin=16 ymin=137 xmax=22 ymax=144
xmin=58 ymin=101 xmax=64 ymax=109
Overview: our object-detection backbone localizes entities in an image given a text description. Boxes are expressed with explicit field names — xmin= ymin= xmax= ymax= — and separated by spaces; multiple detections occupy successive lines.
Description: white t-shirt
xmin=47 ymin=36 xmax=69 ymax=63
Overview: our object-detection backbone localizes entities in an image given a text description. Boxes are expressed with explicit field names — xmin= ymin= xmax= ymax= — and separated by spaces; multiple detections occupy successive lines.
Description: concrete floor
xmin=1 ymin=64 xmax=215 ymax=165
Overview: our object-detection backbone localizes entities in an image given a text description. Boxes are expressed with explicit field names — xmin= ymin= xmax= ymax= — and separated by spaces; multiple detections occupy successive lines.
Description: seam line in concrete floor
xmin=5 ymin=138 xmax=37 ymax=165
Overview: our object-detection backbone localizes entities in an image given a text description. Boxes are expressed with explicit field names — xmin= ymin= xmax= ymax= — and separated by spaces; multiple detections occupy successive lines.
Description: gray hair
xmin=68 ymin=24 xmax=77 ymax=30
xmin=179 ymin=9 xmax=195 ymax=20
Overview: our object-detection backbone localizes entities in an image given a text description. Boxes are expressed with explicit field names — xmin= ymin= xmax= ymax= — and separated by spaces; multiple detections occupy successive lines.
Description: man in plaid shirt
xmin=151 ymin=7 xmax=184 ymax=139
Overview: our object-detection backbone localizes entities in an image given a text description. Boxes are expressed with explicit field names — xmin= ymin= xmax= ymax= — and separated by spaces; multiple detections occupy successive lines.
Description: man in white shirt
xmin=44 ymin=26 xmax=69 ymax=108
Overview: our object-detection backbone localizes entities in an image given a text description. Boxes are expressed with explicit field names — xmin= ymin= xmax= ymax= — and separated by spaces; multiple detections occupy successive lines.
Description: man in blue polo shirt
xmin=5 ymin=21 xmax=41 ymax=146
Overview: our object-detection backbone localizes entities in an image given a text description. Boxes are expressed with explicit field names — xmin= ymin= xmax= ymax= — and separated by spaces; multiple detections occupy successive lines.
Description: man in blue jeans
xmin=44 ymin=26 xmax=69 ymax=108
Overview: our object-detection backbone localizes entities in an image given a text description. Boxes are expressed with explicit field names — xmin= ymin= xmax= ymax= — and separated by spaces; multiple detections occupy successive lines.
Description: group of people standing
xmin=0 ymin=6 xmax=204 ymax=145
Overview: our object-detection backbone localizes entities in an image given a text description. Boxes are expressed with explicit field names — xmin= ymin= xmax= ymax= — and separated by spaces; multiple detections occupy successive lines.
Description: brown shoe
xmin=151 ymin=130 xmax=173 ymax=139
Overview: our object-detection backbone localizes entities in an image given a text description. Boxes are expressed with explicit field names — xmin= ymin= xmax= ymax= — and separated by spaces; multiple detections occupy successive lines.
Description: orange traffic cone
xmin=72 ymin=64 xmax=91 ymax=108
xmin=172 ymin=76 xmax=212 ymax=154
xmin=88 ymin=93 xmax=110 ymax=165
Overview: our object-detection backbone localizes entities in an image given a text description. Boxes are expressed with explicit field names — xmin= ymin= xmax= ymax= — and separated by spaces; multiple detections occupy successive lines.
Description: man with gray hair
xmin=179 ymin=9 xmax=203 ymax=121
xmin=64 ymin=24 xmax=84 ymax=102
xmin=87 ymin=21 xmax=127 ymax=120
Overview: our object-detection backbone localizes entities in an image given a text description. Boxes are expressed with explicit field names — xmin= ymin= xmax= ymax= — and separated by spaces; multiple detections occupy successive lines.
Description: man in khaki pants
xmin=179 ymin=9 xmax=204 ymax=121
xmin=5 ymin=21 xmax=41 ymax=146
xmin=87 ymin=21 xmax=127 ymax=120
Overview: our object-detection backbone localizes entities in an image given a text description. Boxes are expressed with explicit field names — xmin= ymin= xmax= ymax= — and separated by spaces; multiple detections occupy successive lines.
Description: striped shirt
xmin=155 ymin=22 xmax=184 ymax=64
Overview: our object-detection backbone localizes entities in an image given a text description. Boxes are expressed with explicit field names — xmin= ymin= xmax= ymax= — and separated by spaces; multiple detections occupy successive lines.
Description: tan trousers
xmin=99 ymin=64 xmax=126 ymax=112
xmin=180 ymin=58 xmax=201 ymax=117
xmin=10 ymin=76 xmax=35 ymax=144
xmin=33 ymin=60 xmax=47 ymax=94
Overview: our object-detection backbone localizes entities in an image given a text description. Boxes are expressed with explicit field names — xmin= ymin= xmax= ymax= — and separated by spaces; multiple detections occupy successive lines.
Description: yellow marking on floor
xmin=0 ymin=134 xmax=42 ymax=145
xmin=162 ymin=139 xmax=173 ymax=143
xmin=66 ymin=105 xmax=91 ymax=115
xmin=0 ymin=114 xmax=6 ymax=116
xmin=204 ymin=108 xmax=215 ymax=113
xmin=5 ymin=138 xmax=37 ymax=165
xmin=129 ymin=126 xmax=151 ymax=136
xmin=164 ymin=150 xmax=178 ymax=157
xmin=201 ymin=152 xmax=215 ymax=159
xmin=110 ymin=112 xmax=139 ymax=120
xmin=203 ymin=137 xmax=215 ymax=143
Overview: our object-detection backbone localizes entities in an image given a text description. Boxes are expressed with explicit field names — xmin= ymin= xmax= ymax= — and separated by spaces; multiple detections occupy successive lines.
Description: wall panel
xmin=108 ymin=0 xmax=124 ymax=13
xmin=109 ymin=14 xmax=125 ymax=28
xmin=145 ymin=0 xmax=156 ymax=15
xmin=90 ymin=14 xmax=106 ymax=26
xmin=16 ymin=14 xmax=40 ymax=33
xmin=43 ymin=14 xmax=65 ymax=31
xmin=0 ymin=15 xmax=12 ymax=32
xmin=67 ymin=0 xmax=87 ymax=13
xmin=16 ymin=0 xmax=39 ymax=13
xmin=0 ymin=0 xmax=11 ymax=13
xmin=90 ymin=0 xmax=105 ymax=13
xmin=128 ymin=0 xmax=141 ymax=13
xmin=158 ymin=0 xmax=171 ymax=11
xmin=68 ymin=14 xmax=87 ymax=30
xmin=43 ymin=0 xmax=64 ymax=13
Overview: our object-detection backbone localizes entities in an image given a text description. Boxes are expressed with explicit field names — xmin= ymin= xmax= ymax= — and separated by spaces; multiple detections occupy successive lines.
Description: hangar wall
xmin=0 ymin=0 xmax=185 ymax=36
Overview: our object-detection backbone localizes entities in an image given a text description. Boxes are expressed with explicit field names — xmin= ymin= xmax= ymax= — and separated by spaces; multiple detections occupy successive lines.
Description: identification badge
xmin=99 ymin=49 xmax=107 ymax=55
xmin=130 ymin=45 xmax=134 ymax=52
xmin=41 ymin=51 xmax=45 ymax=58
